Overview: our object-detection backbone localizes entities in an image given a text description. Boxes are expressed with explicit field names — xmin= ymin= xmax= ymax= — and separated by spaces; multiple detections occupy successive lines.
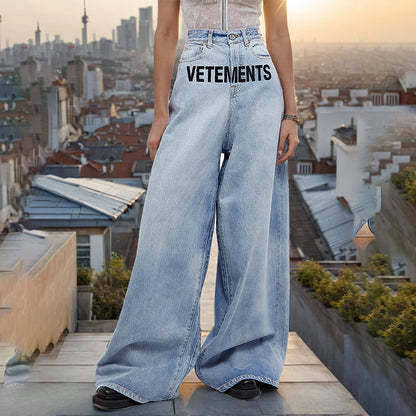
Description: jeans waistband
xmin=186 ymin=28 xmax=263 ymax=46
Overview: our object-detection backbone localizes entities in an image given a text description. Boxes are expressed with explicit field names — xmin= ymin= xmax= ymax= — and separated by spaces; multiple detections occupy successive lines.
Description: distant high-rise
xmin=82 ymin=0 xmax=89 ymax=46
xmin=138 ymin=7 xmax=153 ymax=53
xmin=67 ymin=55 xmax=87 ymax=97
xmin=117 ymin=17 xmax=137 ymax=51
xmin=35 ymin=22 xmax=41 ymax=47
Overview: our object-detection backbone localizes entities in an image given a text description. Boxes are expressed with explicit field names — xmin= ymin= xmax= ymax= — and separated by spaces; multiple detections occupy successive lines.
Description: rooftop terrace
xmin=0 ymin=228 xmax=369 ymax=416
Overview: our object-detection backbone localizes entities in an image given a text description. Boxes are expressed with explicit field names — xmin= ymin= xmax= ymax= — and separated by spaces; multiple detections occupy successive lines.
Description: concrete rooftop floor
xmin=0 ymin=226 xmax=369 ymax=415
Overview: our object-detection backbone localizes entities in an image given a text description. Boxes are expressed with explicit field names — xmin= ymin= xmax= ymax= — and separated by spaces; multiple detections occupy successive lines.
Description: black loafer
xmin=92 ymin=386 xmax=141 ymax=411
xmin=257 ymin=381 xmax=278 ymax=391
xmin=225 ymin=379 xmax=261 ymax=400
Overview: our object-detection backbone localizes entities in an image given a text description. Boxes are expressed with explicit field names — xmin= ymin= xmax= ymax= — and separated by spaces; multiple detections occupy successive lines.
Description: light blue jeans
xmin=95 ymin=27 xmax=290 ymax=403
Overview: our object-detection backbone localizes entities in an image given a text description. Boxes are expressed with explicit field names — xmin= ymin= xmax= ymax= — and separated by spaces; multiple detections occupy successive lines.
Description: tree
xmin=91 ymin=253 xmax=131 ymax=319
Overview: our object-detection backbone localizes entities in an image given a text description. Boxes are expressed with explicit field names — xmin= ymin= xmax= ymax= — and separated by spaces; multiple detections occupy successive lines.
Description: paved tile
xmin=258 ymin=382 xmax=368 ymax=415
xmin=59 ymin=342 xmax=109 ymax=352
xmin=28 ymin=365 xmax=96 ymax=383
xmin=0 ymin=382 xmax=174 ymax=416
xmin=175 ymin=383 xmax=262 ymax=416
xmin=280 ymin=364 xmax=338 ymax=382
xmin=286 ymin=338 xmax=310 ymax=349
xmin=284 ymin=348 xmax=323 ymax=365
xmin=35 ymin=351 xmax=105 ymax=366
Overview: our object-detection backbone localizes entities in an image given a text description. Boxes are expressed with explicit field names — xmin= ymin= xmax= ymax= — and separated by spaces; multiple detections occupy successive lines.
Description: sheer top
xmin=180 ymin=0 xmax=262 ymax=30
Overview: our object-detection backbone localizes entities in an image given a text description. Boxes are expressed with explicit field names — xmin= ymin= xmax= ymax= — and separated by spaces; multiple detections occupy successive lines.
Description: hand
xmin=276 ymin=119 xmax=300 ymax=165
xmin=147 ymin=117 xmax=169 ymax=161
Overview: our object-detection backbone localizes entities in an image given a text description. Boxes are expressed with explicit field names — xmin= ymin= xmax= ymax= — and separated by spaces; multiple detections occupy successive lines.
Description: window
xmin=297 ymin=162 xmax=312 ymax=175
xmin=371 ymin=93 xmax=383 ymax=106
xmin=384 ymin=93 xmax=399 ymax=106
xmin=77 ymin=234 xmax=91 ymax=268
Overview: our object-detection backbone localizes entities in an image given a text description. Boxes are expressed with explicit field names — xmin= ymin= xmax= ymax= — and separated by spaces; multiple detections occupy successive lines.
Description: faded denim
xmin=95 ymin=27 xmax=290 ymax=403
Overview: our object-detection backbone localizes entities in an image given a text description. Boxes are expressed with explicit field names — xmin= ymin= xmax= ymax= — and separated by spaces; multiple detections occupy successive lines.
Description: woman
xmin=93 ymin=0 xmax=299 ymax=410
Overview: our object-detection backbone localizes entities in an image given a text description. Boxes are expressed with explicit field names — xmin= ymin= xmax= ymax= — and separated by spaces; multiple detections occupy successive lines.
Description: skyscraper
xmin=117 ymin=17 xmax=137 ymax=51
xmin=138 ymin=7 xmax=153 ymax=54
xmin=82 ymin=0 xmax=89 ymax=47
xmin=35 ymin=22 xmax=41 ymax=47
xmin=67 ymin=55 xmax=87 ymax=97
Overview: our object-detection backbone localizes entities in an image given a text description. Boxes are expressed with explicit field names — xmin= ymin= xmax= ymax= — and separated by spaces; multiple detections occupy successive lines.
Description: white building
xmin=330 ymin=107 xmax=416 ymax=235
xmin=84 ymin=66 xmax=104 ymax=101
xmin=82 ymin=114 xmax=110 ymax=133
xmin=311 ymin=104 xmax=415 ymax=161
xmin=134 ymin=108 xmax=154 ymax=128
xmin=47 ymin=84 xmax=75 ymax=151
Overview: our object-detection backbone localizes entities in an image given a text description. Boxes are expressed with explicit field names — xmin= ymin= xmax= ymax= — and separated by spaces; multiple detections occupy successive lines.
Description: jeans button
xmin=228 ymin=34 xmax=238 ymax=40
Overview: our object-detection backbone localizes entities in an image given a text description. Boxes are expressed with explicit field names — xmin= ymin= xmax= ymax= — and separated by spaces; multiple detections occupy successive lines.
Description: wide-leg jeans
xmin=95 ymin=27 xmax=290 ymax=403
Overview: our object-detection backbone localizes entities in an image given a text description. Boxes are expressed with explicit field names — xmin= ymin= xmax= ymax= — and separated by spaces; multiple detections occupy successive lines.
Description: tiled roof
xmin=25 ymin=174 xmax=145 ymax=221
xmin=292 ymin=174 xmax=355 ymax=259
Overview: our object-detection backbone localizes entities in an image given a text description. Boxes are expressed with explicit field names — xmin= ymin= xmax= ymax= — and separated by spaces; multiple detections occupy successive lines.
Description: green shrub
xmin=383 ymin=305 xmax=416 ymax=358
xmin=335 ymin=287 xmax=362 ymax=323
xmin=77 ymin=267 xmax=93 ymax=285
xmin=294 ymin=260 xmax=332 ymax=290
xmin=318 ymin=267 xmax=357 ymax=308
xmin=313 ymin=273 xmax=334 ymax=307
xmin=366 ymin=296 xmax=395 ymax=336
xmin=91 ymin=253 xmax=131 ymax=320
xmin=358 ymin=277 xmax=391 ymax=319
xmin=390 ymin=281 xmax=416 ymax=316
xmin=392 ymin=166 xmax=416 ymax=190
xmin=392 ymin=166 xmax=416 ymax=207
xmin=366 ymin=281 xmax=416 ymax=338
xmin=294 ymin=260 xmax=416 ymax=365
xmin=407 ymin=181 xmax=416 ymax=206
xmin=367 ymin=253 xmax=392 ymax=276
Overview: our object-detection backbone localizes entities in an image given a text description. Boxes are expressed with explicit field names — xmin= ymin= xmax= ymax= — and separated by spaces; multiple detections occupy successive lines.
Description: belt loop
xmin=241 ymin=28 xmax=250 ymax=46
xmin=207 ymin=30 xmax=213 ymax=48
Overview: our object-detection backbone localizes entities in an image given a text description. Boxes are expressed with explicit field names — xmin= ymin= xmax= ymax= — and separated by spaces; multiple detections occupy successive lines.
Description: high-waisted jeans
xmin=95 ymin=27 xmax=290 ymax=403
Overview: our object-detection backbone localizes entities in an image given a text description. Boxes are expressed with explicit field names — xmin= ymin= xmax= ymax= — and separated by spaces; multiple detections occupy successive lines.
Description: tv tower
xmin=82 ymin=0 xmax=89 ymax=46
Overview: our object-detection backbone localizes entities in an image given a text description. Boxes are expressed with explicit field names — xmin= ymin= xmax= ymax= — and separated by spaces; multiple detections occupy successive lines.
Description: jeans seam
xmin=165 ymin=194 xmax=216 ymax=398
xmin=195 ymin=158 xmax=235 ymax=381
xmin=216 ymin=374 xmax=280 ymax=392
xmin=96 ymin=382 xmax=152 ymax=404
xmin=216 ymin=193 xmax=233 ymax=304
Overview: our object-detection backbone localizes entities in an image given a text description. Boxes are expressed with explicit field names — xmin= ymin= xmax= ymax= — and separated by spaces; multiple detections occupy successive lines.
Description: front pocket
xmin=179 ymin=42 xmax=206 ymax=63
xmin=249 ymin=40 xmax=271 ymax=59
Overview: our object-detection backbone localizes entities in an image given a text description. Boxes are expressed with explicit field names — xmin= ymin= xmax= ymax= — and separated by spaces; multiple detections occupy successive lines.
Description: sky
xmin=0 ymin=0 xmax=415 ymax=47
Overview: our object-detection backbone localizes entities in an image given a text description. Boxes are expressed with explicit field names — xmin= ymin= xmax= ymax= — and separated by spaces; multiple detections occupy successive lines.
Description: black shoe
xmin=225 ymin=379 xmax=261 ymax=400
xmin=92 ymin=386 xmax=141 ymax=411
xmin=257 ymin=381 xmax=278 ymax=391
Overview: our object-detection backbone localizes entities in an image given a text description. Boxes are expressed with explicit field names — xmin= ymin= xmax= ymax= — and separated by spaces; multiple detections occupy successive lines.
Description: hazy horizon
xmin=1 ymin=0 xmax=415 ymax=47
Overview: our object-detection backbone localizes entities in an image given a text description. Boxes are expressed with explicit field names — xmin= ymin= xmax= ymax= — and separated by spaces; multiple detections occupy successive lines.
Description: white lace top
xmin=180 ymin=0 xmax=262 ymax=30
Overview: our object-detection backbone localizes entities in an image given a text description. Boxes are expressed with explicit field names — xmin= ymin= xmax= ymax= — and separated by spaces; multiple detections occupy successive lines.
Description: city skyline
xmin=0 ymin=0 xmax=416 ymax=47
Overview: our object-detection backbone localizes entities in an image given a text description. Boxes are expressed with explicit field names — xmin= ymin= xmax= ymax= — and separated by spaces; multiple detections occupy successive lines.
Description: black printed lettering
xmin=224 ymin=66 xmax=231 ymax=83
xmin=231 ymin=67 xmax=238 ymax=83
xmin=238 ymin=65 xmax=245 ymax=82
xmin=215 ymin=66 xmax=223 ymax=82
xmin=255 ymin=65 xmax=263 ymax=81
xmin=187 ymin=66 xmax=196 ymax=82
xmin=196 ymin=66 xmax=204 ymax=82
xmin=263 ymin=64 xmax=272 ymax=80
xmin=246 ymin=65 xmax=255 ymax=82
xmin=186 ymin=64 xmax=273 ymax=83
xmin=206 ymin=66 xmax=214 ymax=82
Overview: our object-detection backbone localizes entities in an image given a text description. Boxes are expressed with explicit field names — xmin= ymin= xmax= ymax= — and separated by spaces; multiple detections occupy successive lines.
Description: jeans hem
xmin=216 ymin=375 xmax=280 ymax=392
xmin=95 ymin=382 xmax=178 ymax=404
